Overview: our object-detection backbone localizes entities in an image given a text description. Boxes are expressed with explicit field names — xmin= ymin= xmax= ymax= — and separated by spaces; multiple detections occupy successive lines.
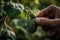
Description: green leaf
xmin=4 ymin=2 xmax=24 ymax=19
xmin=27 ymin=19 xmax=37 ymax=34
xmin=18 ymin=12 xmax=26 ymax=20
xmin=1 ymin=29 xmax=16 ymax=40
xmin=12 ymin=19 xmax=26 ymax=28
xmin=16 ymin=26 xmax=30 ymax=40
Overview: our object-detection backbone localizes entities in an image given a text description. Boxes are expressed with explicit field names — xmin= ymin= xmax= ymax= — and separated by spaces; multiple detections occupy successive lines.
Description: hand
xmin=35 ymin=5 xmax=60 ymax=37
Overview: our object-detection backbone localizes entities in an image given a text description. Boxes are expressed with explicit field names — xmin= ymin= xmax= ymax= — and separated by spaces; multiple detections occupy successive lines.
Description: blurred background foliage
xmin=0 ymin=0 xmax=60 ymax=40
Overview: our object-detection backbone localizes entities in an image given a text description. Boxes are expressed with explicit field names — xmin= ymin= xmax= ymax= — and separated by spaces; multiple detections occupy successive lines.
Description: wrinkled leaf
xmin=4 ymin=2 xmax=24 ymax=19
xmin=1 ymin=29 xmax=16 ymax=40
xmin=27 ymin=19 xmax=37 ymax=34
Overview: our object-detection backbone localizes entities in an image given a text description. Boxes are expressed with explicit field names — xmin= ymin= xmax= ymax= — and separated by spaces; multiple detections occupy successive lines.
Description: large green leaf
xmin=4 ymin=2 xmax=24 ymax=19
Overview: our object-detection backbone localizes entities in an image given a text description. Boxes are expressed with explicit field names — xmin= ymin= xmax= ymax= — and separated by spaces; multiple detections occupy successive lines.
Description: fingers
xmin=35 ymin=17 xmax=52 ymax=26
xmin=36 ymin=5 xmax=54 ymax=17
xmin=35 ymin=17 xmax=60 ymax=26
xmin=36 ymin=5 xmax=60 ymax=19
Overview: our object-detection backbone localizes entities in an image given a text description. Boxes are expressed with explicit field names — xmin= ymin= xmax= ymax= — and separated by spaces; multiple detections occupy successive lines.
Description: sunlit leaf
xmin=18 ymin=12 xmax=26 ymax=20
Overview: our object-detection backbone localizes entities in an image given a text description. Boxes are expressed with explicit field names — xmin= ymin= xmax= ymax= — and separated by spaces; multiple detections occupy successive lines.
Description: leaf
xmin=12 ymin=19 xmax=26 ymax=28
xmin=18 ymin=12 xmax=26 ymax=20
xmin=16 ymin=26 xmax=30 ymax=40
xmin=1 ymin=29 xmax=16 ymax=40
xmin=4 ymin=2 xmax=24 ymax=19
xmin=27 ymin=19 xmax=37 ymax=34
xmin=24 ymin=7 xmax=37 ymax=33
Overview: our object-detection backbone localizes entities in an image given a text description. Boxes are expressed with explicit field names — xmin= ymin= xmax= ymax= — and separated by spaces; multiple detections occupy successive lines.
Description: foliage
xmin=0 ymin=0 xmax=60 ymax=40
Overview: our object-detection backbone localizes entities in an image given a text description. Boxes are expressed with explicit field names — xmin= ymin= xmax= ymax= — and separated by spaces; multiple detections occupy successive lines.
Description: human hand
xmin=35 ymin=5 xmax=60 ymax=37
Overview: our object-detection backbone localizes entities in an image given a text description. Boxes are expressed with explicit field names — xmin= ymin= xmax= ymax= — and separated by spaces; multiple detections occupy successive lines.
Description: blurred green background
xmin=0 ymin=0 xmax=60 ymax=40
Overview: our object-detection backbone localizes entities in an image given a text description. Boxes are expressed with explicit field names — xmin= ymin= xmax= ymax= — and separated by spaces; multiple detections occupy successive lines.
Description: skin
xmin=35 ymin=5 xmax=60 ymax=37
